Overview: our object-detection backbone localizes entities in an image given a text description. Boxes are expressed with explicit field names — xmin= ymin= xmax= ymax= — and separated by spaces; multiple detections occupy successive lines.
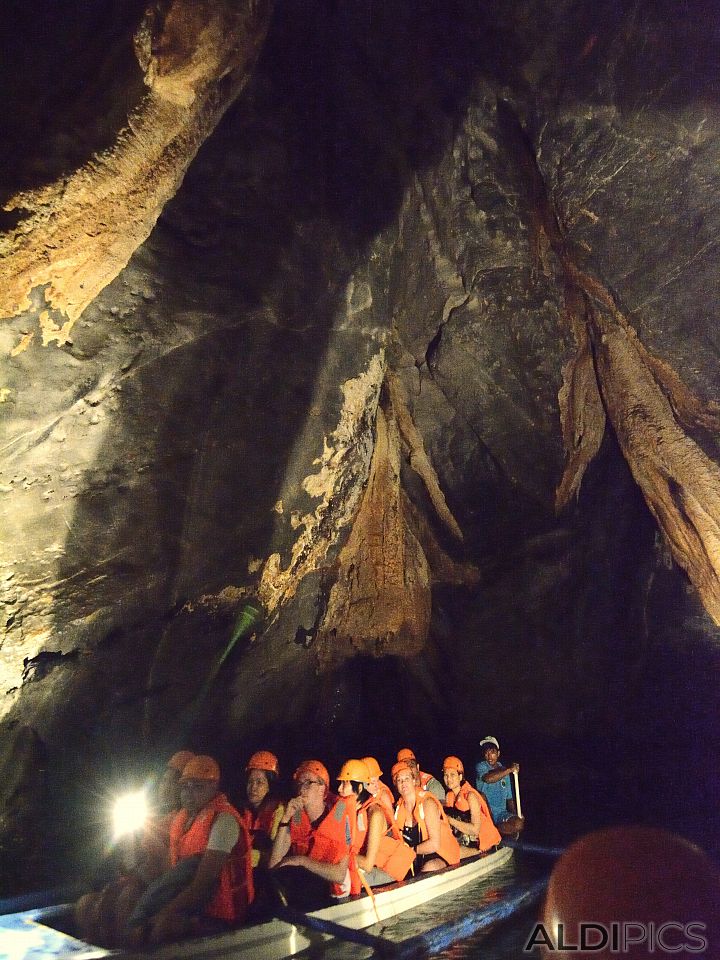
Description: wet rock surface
xmin=0 ymin=0 xmax=719 ymax=890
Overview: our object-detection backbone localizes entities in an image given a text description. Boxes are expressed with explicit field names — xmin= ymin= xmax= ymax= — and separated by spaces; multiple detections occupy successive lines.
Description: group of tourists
xmin=74 ymin=737 xmax=524 ymax=948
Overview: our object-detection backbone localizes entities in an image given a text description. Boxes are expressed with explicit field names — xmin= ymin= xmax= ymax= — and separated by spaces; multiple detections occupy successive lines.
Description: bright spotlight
xmin=112 ymin=790 xmax=148 ymax=839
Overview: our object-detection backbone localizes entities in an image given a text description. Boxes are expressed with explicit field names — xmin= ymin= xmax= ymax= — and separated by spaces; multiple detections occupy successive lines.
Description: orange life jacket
xmin=445 ymin=780 xmax=502 ymax=851
xmin=240 ymin=798 xmax=283 ymax=844
xmin=169 ymin=793 xmax=254 ymax=923
xmin=289 ymin=794 xmax=356 ymax=897
xmin=418 ymin=771 xmax=433 ymax=790
xmin=353 ymin=796 xmax=415 ymax=888
xmin=240 ymin=797 xmax=284 ymax=868
xmin=374 ymin=781 xmax=396 ymax=817
xmin=394 ymin=789 xmax=460 ymax=867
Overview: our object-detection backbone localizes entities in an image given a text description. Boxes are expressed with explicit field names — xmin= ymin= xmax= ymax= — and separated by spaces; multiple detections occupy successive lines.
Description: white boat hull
xmin=3 ymin=845 xmax=514 ymax=960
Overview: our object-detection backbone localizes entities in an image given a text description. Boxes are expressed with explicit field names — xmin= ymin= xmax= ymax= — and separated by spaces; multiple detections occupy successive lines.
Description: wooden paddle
xmin=273 ymin=904 xmax=396 ymax=956
xmin=270 ymin=873 xmax=396 ymax=956
xmin=512 ymin=769 xmax=523 ymax=820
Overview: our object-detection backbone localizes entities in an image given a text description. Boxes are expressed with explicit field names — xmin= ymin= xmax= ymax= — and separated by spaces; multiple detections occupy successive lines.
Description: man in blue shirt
xmin=475 ymin=736 xmax=525 ymax=837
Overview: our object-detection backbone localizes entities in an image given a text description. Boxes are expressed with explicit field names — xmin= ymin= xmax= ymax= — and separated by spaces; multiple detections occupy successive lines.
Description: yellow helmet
xmin=362 ymin=756 xmax=383 ymax=778
xmin=337 ymin=759 xmax=371 ymax=782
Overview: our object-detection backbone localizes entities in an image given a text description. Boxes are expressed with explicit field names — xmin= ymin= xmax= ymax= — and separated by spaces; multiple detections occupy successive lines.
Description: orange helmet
xmin=362 ymin=756 xmax=383 ymax=778
xmin=246 ymin=750 xmax=279 ymax=775
xmin=397 ymin=747 xmax=416 ymax=763
xmin=391 ymin=759 xmax=415 ymax=782
xmin=167 ymin=750 xmax=195 ymax=773
xmin=293 ymin=759 xmax=330 ymax=788
xmin=443 ymin=755 xmax=464 ymax=775
xmin=337 ymin=759 xmax=371 ymax=782
xmin=180 ymin=755 xmax=220 ymax=781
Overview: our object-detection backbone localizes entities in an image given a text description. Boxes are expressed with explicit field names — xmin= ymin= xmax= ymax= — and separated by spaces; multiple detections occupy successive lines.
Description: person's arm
xmin=269 ymin=797 xmax=302 ymax=868
xmin=415 ymin=799 xmax=442 ymax=856
xmin=481 ymin=762 xmax=519 ymax=784
xmin=148 ymin=812 xmax=241 ymax=946
xmin=447 ymin=794 xmax=481 ymax=839
xmin=147 ymin=847 xmax=230 ymax=943
xmin=268 ymin=803 xmax=286 ymax=842
xmin=278 ymin=853 xmax=349 ymax=883
xmin=269 ymin=821 xmax=292 ymax=868
xmin=357 ymin=805 xmax=385 ymax=872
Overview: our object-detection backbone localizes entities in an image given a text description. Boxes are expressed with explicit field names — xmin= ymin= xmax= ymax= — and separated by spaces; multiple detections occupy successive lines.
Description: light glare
xmin=113 ymin=790 xmax=147 ymax=839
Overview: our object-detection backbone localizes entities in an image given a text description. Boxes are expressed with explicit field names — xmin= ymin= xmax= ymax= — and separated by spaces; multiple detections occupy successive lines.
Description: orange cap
xmin=442 ymin=755 xmax=464 ymax=775
xmin=293 ymin=759 xmax=330 ymax=787
xmin=362 ymin=756 xmax=383 ymax=778
xmin=180 ymin=755 xmax=220 ymax=781
xmin=167 ymin=750 xmax=195 ymax=773
xmin=397 ymin=747 xmax=416 ymax=762
xmin=391 ymin=759 xmax=414 ymax=782
xmin=246 ymin=750 xmax=279 ymax=774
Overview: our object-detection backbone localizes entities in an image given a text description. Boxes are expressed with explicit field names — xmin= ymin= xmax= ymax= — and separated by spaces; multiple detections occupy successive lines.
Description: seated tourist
xmin=361 ymin=755 xmax=395 ymax=816
xmin=392 ymin=759 xmax=460 ymax=872
xmin=269 ymin=759 xmax=354 ymax=908
xmin=474 ymin=736 xmax=524 ymax=837
xmin=442 ymin=755 xmax=501 ymax=854
xmin=74 ymin=749 xmax=194 ymax=948
xmin=140 ymin=749 xmax=196 ymax=878
xmin=129 ymin=755 xmax=253 ymax=945
xmin=337 ymin=759 xmax=415 ymax=889
xmin=239 ymin=751 xmax=284 ymax=869
xmin=396 ymin=747 xmax=446 ymax=801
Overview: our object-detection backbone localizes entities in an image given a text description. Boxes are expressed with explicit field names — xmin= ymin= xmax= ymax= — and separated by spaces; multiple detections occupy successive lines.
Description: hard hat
xmin=479 ymin=736 xmax=500 ymax=750
xmin=397 ymin=747 xmax=416 ymax=762
xmin=167 ymin=750 xmax=195 ymax=773
xmin=293 ymin=759 xmax=330 ymax=787
xmin=180 ymin=755 xmax=220 ymax=781
xmin=391 ymin=759 xmax=414 ymax=782
xmin=443 ymin=755 xmax=464 ymax=775
xmin=362 ymin=756 xmax=383 ymax=778
xmin=337 ymin=759 xmax=371 ymax=783
xmin=246 ymin=750 xmax=279 ymax=774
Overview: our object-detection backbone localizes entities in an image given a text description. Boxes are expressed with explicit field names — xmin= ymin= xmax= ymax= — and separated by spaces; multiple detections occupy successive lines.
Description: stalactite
xmin=588 ymin=302 xmax=720 ymax=624
xmin=314 ymin=395 xmax=431 ymax=669
xmin=555 ymin=285 xmax=606 ymax=511
xmin=386 ymin=370 xmax=464 ymax=542
xmin=0 ymin=0 xmax=273 ymax=343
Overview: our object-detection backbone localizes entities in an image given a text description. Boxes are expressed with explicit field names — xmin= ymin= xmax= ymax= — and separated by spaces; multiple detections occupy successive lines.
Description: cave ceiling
xmin=0 ymin=0 xmax=719 ymax=887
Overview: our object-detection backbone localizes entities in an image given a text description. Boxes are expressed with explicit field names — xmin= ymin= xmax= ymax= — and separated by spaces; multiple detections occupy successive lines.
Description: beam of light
xmin=112 ymin=789 xmax=147 ymax=839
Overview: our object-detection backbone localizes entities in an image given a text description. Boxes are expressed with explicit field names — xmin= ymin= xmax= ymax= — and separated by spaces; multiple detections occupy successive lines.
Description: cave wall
xmin=0 ymin=0 xmax=719 ymax=888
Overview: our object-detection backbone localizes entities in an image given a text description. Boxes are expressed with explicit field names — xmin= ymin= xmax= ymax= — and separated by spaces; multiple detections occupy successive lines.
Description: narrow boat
xmin=1 ymin=845 xmax=516 ymax=960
